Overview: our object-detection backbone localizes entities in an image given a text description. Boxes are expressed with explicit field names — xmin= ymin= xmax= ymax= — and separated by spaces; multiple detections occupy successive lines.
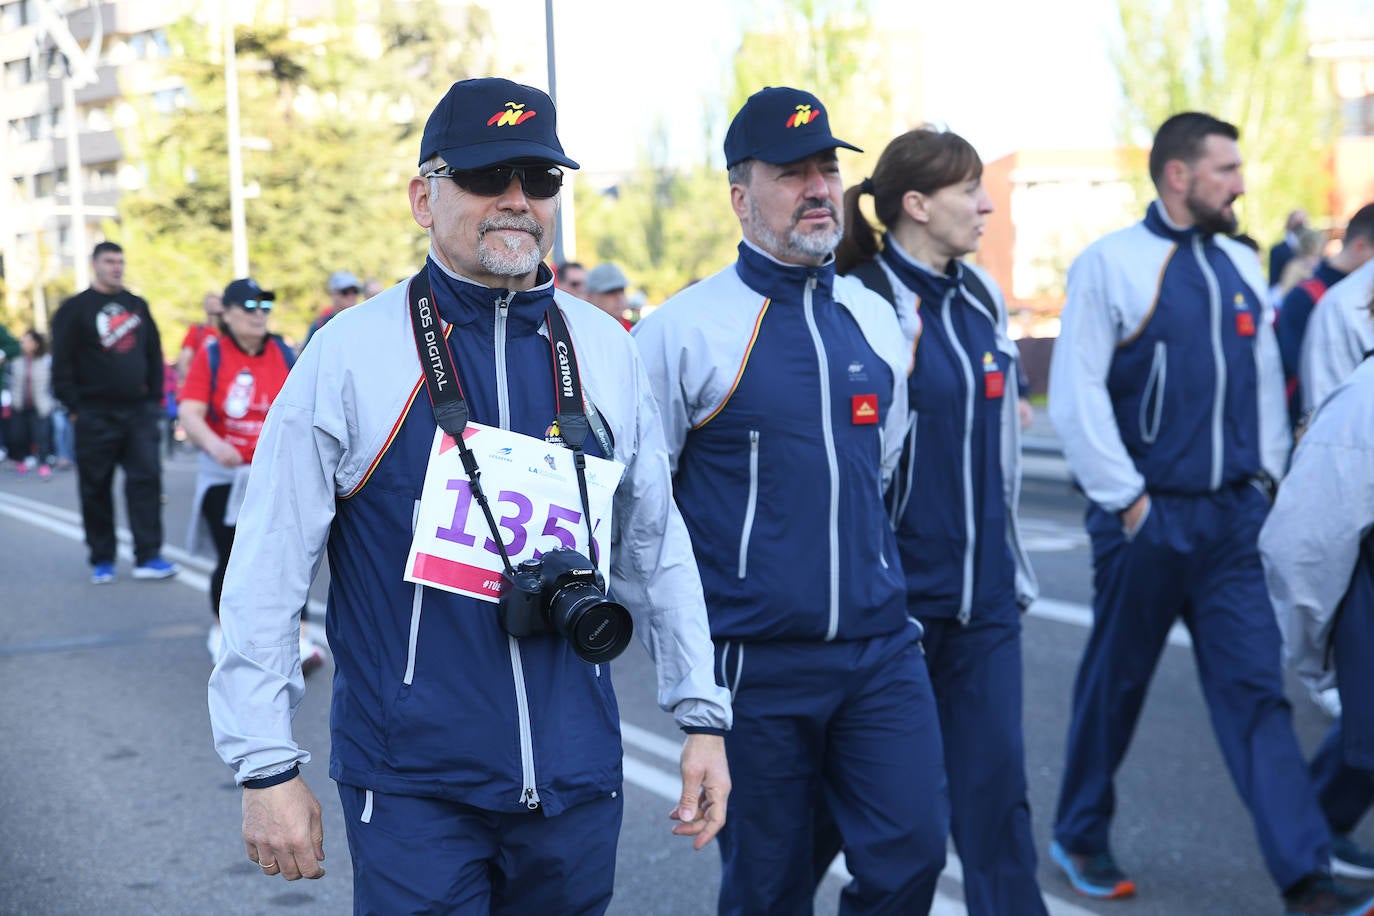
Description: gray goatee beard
xmin=477 ymin=215 xmax=545 ymax=277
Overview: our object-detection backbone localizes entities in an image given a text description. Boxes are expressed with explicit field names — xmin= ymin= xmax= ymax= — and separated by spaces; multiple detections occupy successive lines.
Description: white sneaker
xmin=206 ymin=622 xmax=223 ymax=660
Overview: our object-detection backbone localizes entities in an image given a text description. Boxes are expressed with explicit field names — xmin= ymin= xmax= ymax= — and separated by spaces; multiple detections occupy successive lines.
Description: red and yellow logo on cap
xmin=786 ymin=104 xmax=821 ymax=128
xmin=488 ymin=101 xmax=538 ymax=127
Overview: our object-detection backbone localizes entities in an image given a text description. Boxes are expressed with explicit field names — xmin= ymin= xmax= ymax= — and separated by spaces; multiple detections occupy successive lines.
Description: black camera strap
xmin=543 ymin=304 xmax=602 ymax=569
xmin=406 ymin=265 xmax=602 ymax=575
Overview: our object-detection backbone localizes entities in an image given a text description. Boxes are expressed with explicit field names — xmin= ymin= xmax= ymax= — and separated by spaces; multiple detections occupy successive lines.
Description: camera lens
xmin=547 ymin=582 xmax=633 ymax=663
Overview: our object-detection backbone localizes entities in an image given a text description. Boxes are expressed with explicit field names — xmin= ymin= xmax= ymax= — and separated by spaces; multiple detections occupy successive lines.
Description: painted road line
xmin=3 ymin=489 xmax=1107 ymax=914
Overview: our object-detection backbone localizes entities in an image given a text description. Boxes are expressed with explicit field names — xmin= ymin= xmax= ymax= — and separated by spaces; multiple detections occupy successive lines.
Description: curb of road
xmin=1021 ymin=438 xmax=1072 ymax=484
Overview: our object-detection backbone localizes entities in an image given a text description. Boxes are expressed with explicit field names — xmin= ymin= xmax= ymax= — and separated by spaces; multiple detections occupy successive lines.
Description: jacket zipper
xmin=737 ymin=430 xmax=760 ymax=578
xmin=940 ymin=291 xmax=977 ymax=624
xmin=1193 ymin=237 xmax=1226 ymax=490
xmin=494 ymin=289 xmax=540 ymax=810
xmin=801 ymin=275 xmax=842 ymax=640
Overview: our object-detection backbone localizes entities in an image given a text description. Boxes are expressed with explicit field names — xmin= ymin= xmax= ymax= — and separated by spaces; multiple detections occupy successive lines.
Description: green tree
xmin=114 ymin=2 xmax=492 ymax=346
xmin=574 ymin=0 xmax=896 ymax=303
xmin=1111 ymin=0 xmax=1334 ymax=242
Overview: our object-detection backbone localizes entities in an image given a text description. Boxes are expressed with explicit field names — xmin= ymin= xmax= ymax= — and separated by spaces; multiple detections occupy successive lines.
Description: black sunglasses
xmin=427 ymin=164 xmax=564 ymax=199
xmin=237 ymin=299 xmax=274 ymax=312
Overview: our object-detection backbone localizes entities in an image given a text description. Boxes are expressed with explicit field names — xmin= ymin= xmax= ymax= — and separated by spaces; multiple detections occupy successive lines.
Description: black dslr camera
xmin=498 ymin=548 xmax=633 ymax=663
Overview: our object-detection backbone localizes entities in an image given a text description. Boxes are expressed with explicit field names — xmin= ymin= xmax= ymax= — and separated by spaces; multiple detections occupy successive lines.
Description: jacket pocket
xmin=1139 ymin=341 xmax=1167 ymax=444
xmin=737 ymin=430 xmax=760 ymax=579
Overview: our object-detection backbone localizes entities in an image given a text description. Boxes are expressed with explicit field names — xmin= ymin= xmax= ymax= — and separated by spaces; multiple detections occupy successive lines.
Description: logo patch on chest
xmin=851 ymin=394 xmax=879 ymax=425
xmin=982 ymin=351 xmax=1005 ymax=399
xmin=1234 ymin=293 xmax=1255 ymax=337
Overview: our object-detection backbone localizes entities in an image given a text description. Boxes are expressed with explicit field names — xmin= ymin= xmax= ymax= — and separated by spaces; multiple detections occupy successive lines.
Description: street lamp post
xmin=224 ymin=0 xmax=249 ymax=278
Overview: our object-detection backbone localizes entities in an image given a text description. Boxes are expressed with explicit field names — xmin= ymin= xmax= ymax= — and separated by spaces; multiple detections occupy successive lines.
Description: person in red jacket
xmin=179 ymin=277 xmax=323 ymax=673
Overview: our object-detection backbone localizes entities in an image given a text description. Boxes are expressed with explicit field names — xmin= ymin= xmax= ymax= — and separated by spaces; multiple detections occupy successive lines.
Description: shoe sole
xmin=92 ymin=576 xmax=115 ymax=585
xmin=1050 ymin=841 xmax=1137 ymax=900
xmin=1332 ymin=857 xmax=1374 ymax=881
xmin=131 ymin=568 xmax=179 ymax=580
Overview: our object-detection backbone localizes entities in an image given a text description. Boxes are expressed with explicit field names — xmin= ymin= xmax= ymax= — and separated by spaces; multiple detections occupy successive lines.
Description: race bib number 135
xmin=405 ymin=424 xmax=625 ymax=603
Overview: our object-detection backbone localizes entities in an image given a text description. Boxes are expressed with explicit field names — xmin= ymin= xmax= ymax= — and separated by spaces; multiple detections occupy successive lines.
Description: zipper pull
xmin=521 ymin=787 xmax=540 ymax=810
xmin=495 ymin=291 xmax=514 ymax=312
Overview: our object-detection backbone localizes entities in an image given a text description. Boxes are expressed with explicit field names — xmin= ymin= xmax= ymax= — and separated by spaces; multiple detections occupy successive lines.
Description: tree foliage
xmin=113 ymin=1 xmax=494 ymax=346
xmin=572 ymin=0 xmax=889 ymax=305
xmin=1111 ymin=0 xmax=1333 ymax=242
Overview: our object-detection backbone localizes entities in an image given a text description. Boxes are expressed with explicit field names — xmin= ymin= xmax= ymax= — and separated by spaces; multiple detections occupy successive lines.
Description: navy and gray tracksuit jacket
xmin=1262 ymin=356 xmax=1374 ymax=769
xmin=209 ymin=257 xmax=730 ymax=816
xmin=871 ymin=242 xmax=1038 ymax=623
xmin=633 ymin=240 xmax=912 ymax=643
xmin=1049 ymin=201 xmax=1289 ymax=510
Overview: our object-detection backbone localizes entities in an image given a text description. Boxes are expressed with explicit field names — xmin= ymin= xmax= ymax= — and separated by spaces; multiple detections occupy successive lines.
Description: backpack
xmin=203 ymin=335 xmax=296 ymax=422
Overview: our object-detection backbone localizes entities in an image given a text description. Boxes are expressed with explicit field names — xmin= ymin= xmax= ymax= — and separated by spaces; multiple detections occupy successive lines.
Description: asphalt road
xmin=0 ymin=447 xmax=1367 ymax=915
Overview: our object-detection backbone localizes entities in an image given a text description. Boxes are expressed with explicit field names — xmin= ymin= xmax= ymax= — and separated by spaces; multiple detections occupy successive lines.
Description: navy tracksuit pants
xmin=921 ymin=605 xmax=1048 ymax=916
xmin=715 ymin=626 xmax=949 ymax=915
xmin=1054 ymin=485 xmax=1330 ymax=891
xmin=338 ymin=785 xmax=621 ymax=915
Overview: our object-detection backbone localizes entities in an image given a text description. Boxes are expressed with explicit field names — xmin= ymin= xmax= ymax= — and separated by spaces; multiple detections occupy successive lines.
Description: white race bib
xmin=405 ymin=423 xmax=625 ymax=602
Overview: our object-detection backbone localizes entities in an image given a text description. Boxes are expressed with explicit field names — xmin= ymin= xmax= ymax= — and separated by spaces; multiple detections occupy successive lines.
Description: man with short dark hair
xmin=635 ymin=86 xmax=947 ymax=915
xmin=554 ymin=259 xmax=586 ymax=296
xmin=1049 ymin=112 xmax=1373 ymax=914
xmin=1277 ymin=202 xmax=1374 ymax=426
xmin=51 ymin=241 xmax=179 ymax=584
xmin=209 ymin=77 xmax=730 ymax=913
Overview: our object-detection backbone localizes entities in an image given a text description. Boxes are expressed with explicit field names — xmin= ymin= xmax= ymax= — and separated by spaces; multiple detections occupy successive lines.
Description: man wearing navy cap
xmin=635 ymin=86 xmax=949 ymax=914
xmin=209 ymin=77 xmax=731 ymax=913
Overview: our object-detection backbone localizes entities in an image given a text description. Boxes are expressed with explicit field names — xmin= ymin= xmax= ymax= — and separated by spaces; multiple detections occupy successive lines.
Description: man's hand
xmin=1121 ymin=493 xmax=1151 ymax=537
xmin=669 ymin=733 xmax=730 ymax=851
xmin=242 ymin=776 xmax=325 ymax=880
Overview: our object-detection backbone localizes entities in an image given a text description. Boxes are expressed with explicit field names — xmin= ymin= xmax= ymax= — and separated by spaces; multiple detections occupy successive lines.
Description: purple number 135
xmin=436 ymin=479 xmax=598 ymax=559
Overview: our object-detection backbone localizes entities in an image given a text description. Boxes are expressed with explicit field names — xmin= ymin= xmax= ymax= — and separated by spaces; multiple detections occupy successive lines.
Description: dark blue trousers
xmin=1311 ymin=722 xmax=1374 ymax=835
xmin=715 ymin=626 xmax=948 ymax=916
xmin=921 ymin=607 xmax=1048 ymax=916
xmin=1054 ymin=486 xmax=1329 ymax=891
xmin=338 ymin=785 xmax=621 ymax=915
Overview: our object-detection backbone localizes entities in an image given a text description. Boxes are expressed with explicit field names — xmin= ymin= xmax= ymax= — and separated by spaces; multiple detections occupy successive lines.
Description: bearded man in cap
xmin=634 ymin=86 xmax=949 ymax=915
xmin=209 ymin=77 xmax=731 ymax=913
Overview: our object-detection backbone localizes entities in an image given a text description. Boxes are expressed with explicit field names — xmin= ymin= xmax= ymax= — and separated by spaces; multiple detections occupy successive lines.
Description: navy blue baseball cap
xmin=724 ymin=86 xmax=861 ymax=169
xmin=222 ymin=277 xmax=274 ymax=306
xmin=419 ymin=78 xmax=579 ymax=170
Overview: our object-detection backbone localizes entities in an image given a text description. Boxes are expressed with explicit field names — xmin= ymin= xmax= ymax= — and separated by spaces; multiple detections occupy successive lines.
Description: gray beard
xmin=749 ymin=197 xmax=842 ymax=262
xmin=477 ymin=216 xmax=545 ymax=276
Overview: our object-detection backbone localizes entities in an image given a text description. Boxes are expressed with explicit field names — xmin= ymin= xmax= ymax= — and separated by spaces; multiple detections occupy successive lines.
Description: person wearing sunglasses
xmin=208 ymin=78 xmax=731 ymax=911
xmin=177 ymin=278 xmax=325 ymax=671
xmin=300 ymin=269 xmax=364 ymax=353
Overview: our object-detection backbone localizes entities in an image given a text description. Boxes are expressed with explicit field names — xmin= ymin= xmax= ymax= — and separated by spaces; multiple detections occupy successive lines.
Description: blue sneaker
xmin=91 ymin=562 xmax=116 ymax=585
xmin=1050 ymin=840 xmax=1136 ymax=899
xmin=132 ymin=557 xmax=179 ymax=580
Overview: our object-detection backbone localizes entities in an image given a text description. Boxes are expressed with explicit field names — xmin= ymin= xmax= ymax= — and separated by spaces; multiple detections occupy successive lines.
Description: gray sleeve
xmin=1259 ymin=416 xmax=1374 ymax=689
xmin=631 ymin=316 xmax=692 ymax=474
xmin=1048 ymin=249 xmax=1145 ymax=511
xmin=1253 ymin=308 xmax=1292 ymax=479
xmin=207 ymin=347 xmax=347 ymax=783
xmin=609 ymin=356 xmax=732 ymax=732
xmin=1300 ymin=293 xmax=1371 ymax=415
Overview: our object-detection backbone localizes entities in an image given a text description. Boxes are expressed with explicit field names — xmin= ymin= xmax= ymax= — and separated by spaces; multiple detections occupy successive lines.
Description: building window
xmin=0 ymin=1 xmax=35 ymax=31
xmin=3 ymin=57 xmax=33 ymax=89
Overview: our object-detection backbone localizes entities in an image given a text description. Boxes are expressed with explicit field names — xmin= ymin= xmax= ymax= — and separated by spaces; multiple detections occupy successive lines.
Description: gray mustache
xmin=480 ymin=216 xmax=544 ymax=242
